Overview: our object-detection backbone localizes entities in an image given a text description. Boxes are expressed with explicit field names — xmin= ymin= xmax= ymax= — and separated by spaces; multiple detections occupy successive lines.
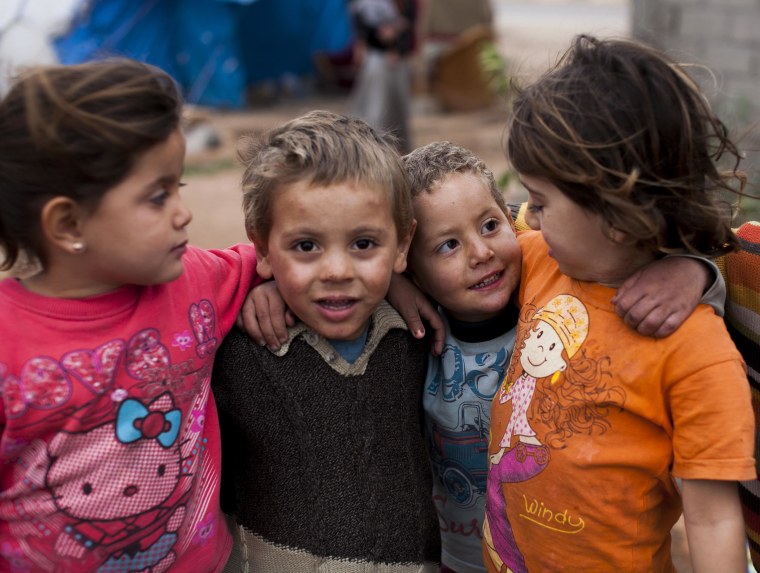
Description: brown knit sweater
xmin=213 ymin=303 xmax=441 ymax=569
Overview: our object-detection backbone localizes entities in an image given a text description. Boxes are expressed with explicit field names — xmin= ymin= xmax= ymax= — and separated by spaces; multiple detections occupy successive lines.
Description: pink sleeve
xmin=186 ymin=244 xmax=262 ymax=338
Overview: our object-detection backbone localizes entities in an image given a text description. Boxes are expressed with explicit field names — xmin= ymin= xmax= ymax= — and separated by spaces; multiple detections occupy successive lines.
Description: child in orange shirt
xmin=484 ymin=35 xmax=754 ymax=572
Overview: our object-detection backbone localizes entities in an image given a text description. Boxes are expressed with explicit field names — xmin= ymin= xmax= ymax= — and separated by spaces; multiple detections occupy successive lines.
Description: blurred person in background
xmin=350 ymin=0 xmax=417 ymax=153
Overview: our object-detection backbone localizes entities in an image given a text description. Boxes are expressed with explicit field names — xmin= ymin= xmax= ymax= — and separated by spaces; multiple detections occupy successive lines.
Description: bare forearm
xmin=682 ymin=479 xmax=747 ymax=572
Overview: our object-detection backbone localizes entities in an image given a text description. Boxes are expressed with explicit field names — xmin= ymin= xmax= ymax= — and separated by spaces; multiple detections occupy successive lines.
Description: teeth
xmin=320 ymin=300 xmax=352 ymax=309
xmin=473 ymin=272 xmax=501 ymax=289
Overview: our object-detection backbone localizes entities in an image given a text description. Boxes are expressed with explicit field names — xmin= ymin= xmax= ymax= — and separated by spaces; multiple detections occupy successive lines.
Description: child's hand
xmin=612 ymin=256 xmax=710 ymax=338
xmin=387 ymin=273 xmax=445 ymax=356
xmin=236 ymin=281 xmax=295 ymax=350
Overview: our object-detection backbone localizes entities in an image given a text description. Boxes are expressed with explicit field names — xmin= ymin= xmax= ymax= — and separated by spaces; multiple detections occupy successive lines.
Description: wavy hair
xmin=507 ymin=35 xmax=744 ymax=257
xmin=402 ymin=140 xmax=508 ymax=215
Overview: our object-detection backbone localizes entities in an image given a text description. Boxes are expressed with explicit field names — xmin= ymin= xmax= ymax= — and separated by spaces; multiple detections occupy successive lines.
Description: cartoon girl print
xmin=483 ymin=295 xmax=625 ymax=573
xmin=490 ymin=295 xmax=588 ymax=467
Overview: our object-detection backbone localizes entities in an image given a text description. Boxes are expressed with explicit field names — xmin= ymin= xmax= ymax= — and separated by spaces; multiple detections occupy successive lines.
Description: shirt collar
xmin=270 ymin=300 xmax=409 ymax=375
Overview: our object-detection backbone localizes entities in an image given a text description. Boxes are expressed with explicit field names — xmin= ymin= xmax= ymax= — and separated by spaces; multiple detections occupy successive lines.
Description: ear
xmin=40 ymin=197 xmax=86 ymax=255
xmin=393 ymin=219 xmax=417 ymax=274
xmin=607 ymin=226 xmax=628 ymax=244
xmin=253 ymin=238 xmax=273 ymax=279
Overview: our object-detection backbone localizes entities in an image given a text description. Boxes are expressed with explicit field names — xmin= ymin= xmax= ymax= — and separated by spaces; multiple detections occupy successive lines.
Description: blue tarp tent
xmin=54 ymin=0 xmax=353 ymax=108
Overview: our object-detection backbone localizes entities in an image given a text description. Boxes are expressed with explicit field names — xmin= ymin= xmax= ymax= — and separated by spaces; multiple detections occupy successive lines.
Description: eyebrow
xmin=280 ymin=225 xmax=391 ymax=239
xmin=143 ymin=173 xmax=180 ymax=190
xmin=520 ymin=181 xmax=547 ymax=200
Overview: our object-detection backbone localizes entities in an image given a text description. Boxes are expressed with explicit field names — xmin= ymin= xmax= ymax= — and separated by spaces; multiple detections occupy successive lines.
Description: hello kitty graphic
xmin=42 ymin=392 xmax=189 ymax=573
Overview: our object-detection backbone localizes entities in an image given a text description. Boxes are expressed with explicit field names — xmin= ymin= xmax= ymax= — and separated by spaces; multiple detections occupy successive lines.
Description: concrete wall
xmin=632 ymin=0 xmax=760 ymax=131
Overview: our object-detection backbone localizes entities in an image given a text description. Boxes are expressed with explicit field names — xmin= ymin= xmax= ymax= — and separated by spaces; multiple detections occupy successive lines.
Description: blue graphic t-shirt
xmin=423 ymin=306 xmax=518 ymax=573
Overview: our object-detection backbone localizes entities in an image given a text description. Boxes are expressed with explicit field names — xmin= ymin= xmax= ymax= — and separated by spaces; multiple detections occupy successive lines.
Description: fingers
xmin=417 ymin=301 xmax=445 ymax=356
xmin=240 ymin=282 xmax=290 ymax=350
xmin=403 ymin=310 xmax=427 ymax=341
xmin=258 ymin=299 xmax=289 ymax=350
xmin=386 ymin=273 xmax=446 ymax=356
xmin=239 ymin=296 xmax=266 ymax=345
xmin=650 ymin=313 xmax=684 ymax=339
xmin=611 ymin=268 xmax=644 ymax=313
xmin=615 ymin=256 xmax=707 ymax=338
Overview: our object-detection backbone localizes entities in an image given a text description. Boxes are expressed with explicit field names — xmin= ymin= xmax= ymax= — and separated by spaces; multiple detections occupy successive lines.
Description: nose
xmin=320 ymin=250 xmax=353 ymax=282
xmin=174 ymin=196 xmax=193 ymax=229
xmin=123 ymin=484 xmax=139 ymax=497
xmin=469 ymin=239 xmax=494 ymax=267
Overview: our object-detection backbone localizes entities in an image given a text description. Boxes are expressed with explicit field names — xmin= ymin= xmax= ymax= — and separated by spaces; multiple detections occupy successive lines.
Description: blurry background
xmin=1 ymin=0 xmax=757 ymax=248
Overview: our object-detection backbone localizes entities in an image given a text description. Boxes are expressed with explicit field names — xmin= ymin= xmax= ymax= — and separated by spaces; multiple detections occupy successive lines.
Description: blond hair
xmin=240 ymin=110 xmax=413 ymax=248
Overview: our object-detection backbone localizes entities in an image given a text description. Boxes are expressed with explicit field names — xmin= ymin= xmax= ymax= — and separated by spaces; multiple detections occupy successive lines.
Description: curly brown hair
xmin=507 ymin=35 xmax=745 ymax=257
xmin=402 ymin=140 xmax=508 ymax=215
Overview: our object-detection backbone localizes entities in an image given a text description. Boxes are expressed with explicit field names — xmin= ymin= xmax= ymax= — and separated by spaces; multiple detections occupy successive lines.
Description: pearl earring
xmin=72 ymin=241 xmax=86 ymax=253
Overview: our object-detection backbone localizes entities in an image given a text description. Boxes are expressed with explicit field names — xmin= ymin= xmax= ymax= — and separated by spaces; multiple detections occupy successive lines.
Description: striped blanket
xmin=722 ymin=221 xmax=760 ymax=568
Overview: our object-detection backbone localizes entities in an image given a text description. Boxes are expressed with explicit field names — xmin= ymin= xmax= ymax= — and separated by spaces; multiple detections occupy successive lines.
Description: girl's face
xmin=74 ymin=128 xmax=191 ymax=294
xmin=519 ymin=320 xmax=566 ymax=378
xmin=520 ymin=174 xmax=654 ymax=286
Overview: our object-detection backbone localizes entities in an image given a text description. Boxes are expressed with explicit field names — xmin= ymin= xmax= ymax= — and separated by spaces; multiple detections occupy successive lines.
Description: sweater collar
xmin=271 ymin=300 xmax=409 ymax=376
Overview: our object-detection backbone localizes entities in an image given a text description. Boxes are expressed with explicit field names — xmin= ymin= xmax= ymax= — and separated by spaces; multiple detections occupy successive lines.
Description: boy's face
xmin=408 ymin=172 xmax=521 ymax=322
xmin=256 ymin=179 xmax=412 ymax=341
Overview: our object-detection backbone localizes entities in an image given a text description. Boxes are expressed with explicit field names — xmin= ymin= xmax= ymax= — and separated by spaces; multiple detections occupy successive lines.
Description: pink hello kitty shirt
xmin=0 ymin=244 xmax=259 ymax=572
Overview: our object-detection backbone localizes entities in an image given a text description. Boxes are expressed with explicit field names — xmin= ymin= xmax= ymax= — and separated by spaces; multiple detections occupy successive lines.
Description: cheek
xmin=272 ymin=261 xmax=310 ymax=291
xmin=413 ymin=261 xmax=455 ymax=300
xmin=361 ymin=259 xmax=396 ymax=292
xmin=525 ymin=210 xmax=541 ymax=230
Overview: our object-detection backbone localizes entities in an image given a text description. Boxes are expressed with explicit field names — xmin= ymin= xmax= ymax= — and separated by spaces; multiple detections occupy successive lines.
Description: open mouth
xmin=317 ymin=298 xmax=356 ymax=310
xmin=470 ymin=271 xmax=503 ymax=290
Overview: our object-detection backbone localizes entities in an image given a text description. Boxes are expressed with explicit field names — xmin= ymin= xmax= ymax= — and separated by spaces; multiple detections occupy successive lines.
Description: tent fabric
xmin=53 ymin=0 xmax=353 ymax=108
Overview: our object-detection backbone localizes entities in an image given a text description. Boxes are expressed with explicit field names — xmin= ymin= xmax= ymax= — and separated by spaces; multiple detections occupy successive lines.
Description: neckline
xmin=0 ymin=277 xmax=142 ymax=319
xmin=445 ymin=304 xmax=519 ymax=343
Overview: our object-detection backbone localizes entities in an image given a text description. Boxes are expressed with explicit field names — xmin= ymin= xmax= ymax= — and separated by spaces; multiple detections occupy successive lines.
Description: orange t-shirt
xmin=483 ymin=231 xmax=755 ymax=572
